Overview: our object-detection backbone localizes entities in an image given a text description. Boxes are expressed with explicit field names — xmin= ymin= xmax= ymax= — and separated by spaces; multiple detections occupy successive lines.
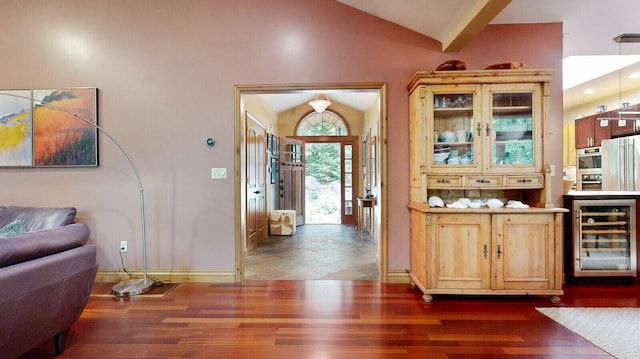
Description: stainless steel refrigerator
xmin=602 ymin=134 xmax=640 ymax=191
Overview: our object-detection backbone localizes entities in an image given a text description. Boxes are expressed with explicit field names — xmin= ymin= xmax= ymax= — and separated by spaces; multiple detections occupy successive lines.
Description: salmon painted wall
xmin=0 ymin=0 xmax=563 ymax=275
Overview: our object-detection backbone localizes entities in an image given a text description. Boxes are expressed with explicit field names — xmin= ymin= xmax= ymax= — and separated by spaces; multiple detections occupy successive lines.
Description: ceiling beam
xmin=441 ymin=0 xmax=511 ymax=52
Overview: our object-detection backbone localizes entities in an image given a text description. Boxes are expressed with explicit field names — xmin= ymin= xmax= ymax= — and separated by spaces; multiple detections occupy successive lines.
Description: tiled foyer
xmin=244 ymin=224 xmax=378 ymax=280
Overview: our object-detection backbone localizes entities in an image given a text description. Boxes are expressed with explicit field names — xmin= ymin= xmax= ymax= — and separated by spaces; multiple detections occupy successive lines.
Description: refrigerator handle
xmin=630 ymin=137 xmax=637 ymax=191
xmin=620 ymin=139 xmax=632 ymax=191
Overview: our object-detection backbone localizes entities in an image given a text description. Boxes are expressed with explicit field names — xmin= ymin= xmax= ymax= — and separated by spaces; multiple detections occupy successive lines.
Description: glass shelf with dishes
xmin=432 ymin=93 xmax=475 ymax=166
xmin=490 ymin=92 xmax=535 ymax=166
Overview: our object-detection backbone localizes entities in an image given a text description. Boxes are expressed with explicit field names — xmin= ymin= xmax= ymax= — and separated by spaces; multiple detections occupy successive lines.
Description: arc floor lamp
xmin=1 ymin=91 xmax=153 ymax=297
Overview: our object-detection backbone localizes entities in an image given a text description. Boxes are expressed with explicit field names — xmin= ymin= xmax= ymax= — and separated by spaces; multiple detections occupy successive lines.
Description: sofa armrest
xmin=0 ymin=223 xmax=90 ymax=268
xmin=0 ymin=245 xmax=98 ymax=358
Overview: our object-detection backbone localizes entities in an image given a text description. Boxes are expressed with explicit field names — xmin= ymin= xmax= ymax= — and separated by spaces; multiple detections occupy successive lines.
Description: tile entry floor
xmin=245 ymin=224 xmax=378 ymax=280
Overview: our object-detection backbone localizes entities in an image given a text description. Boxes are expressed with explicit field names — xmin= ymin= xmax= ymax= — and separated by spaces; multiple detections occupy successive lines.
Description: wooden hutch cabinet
xmin=407 ymin=69 xmax=566 ymax=303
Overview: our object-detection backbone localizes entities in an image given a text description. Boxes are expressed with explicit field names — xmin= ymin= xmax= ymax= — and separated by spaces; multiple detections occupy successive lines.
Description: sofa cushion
xmin=0 ymin=223 xmax=90 ymax=268
xmin=0 ymin=219 xmax=25 ymax=238
xmin=0 ymin=206 xmax=77 ymax=232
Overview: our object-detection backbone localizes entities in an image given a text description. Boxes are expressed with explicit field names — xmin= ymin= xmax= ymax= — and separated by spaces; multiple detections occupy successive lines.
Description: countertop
xmin=564 ymin=191 xmax=640 ymax=198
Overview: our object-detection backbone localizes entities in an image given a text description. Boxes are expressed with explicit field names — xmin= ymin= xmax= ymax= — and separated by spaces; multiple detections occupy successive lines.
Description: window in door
xmin=297 ymin=111 xmax=349 ymax=136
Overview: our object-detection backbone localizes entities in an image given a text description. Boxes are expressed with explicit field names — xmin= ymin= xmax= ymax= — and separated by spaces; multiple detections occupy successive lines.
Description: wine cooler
xmin=571 ymin=199 xmax=637 ymax=277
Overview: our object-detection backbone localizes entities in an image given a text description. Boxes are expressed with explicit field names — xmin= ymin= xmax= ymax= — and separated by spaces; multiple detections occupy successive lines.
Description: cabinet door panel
xmin=409 ymin=209 xmax=428 ymax=288
xmin=484 ymin=83 xmax=542 ymax=173
xmin=431 ymin=214 xmax=491 ymax=289
xmin=611 ymin=105 xmax=640 ymax=137
xmin=593 ymin=113 xmax=612 ymax=146
xmin=494 ymin=214 xmax=554 ymax=290
xmin=575 ymin=115 xmax=611 ymax=149
xmin=575 ymin=116 xmax=593 ymax=149
xmin=428 ymin=85 xmax=481 ymax=174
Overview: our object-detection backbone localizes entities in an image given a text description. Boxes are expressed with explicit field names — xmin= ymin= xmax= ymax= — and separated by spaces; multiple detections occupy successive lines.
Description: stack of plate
xmin=434 ymin=151 xmax=449 ymax=163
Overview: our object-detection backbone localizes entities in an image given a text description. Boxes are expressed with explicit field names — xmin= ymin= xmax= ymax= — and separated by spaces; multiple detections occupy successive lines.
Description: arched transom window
xmin=296 ymin=111 xmax=349 ymax=136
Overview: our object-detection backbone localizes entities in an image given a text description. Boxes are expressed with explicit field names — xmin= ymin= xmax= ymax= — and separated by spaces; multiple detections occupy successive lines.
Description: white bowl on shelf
xmin=441 ymin=131 xmax=457 ymax=142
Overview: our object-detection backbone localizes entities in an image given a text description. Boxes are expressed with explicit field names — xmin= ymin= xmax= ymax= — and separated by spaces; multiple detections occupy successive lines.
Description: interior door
xmin=279 ymin=137 xmax=305 ymax=226
xmin=246 ymin=112 xmax=267 ymax=252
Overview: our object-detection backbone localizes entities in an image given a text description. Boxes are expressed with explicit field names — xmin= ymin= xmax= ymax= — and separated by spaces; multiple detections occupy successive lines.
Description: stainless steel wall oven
xmin=576 ymin=147 xmax=602 ymax=191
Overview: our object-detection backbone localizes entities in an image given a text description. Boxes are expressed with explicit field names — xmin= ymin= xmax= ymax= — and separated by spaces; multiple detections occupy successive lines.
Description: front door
xmin=279 ymin=137 xmax=305 ymax=226
xmin=293 ymin=136 xmax=358 ymax=225
xmin=246 ymin=112 xmax=267 ymax=252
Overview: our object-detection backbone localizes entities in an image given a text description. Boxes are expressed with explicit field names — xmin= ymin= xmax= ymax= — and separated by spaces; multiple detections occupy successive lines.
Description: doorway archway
xmin=234 ymin=83 xmax=388 ymax=282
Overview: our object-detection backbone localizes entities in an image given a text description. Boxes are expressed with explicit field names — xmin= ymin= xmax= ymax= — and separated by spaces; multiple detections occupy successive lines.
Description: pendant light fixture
xmin=308 ymin=94 xmax=332 ymax=113
xmin=598 ymin=34 xmax=640 ymax=127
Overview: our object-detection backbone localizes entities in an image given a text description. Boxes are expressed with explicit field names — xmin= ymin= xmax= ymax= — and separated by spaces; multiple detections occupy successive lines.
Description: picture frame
xmin=362 ymin=139 xmax=367 ymax=167
xmin=32 ymin=88 xmax=98 ymax=167
xmin=371 ymin=135 xmax=377 ymax=186
xmin=270 ymin=156 xmax=278 ymax=184
xmin=267 ymin=133 xmax=274 ymax=154
xmin=0 ymin=89 xmax=34 ymax=167
xmin=272 ymin=135 xmax=279 ymax=156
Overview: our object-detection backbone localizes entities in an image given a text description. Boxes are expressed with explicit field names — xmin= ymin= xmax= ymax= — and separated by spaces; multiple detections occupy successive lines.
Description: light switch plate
xmin=550 ymin=165 xmax=556 ymax=176
xmin=211 ymin=168 xmax=227 ymax=179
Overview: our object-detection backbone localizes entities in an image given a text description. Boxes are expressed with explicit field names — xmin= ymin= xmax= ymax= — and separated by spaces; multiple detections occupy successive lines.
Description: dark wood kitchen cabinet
xmin=610 ymin=104 xmax=640 ymax=137
xmin=575 ymin=114 xmax=611 ymax=149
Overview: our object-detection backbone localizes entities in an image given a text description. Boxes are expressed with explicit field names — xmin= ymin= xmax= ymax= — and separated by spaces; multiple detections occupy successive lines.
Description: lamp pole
xmin=1 ymin=92 xmax=153 ymax=296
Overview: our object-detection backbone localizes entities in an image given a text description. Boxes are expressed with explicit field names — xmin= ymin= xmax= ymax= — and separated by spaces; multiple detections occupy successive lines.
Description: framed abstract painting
xmin=0 ymin=90 xmax=33 ymax=167
xmin=32 ymin=88 xmax=98 ymax=167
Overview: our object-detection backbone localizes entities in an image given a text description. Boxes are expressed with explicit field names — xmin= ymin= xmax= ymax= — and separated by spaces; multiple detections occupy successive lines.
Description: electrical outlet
xmin=120 ymin=241 xmax=128 ymax=253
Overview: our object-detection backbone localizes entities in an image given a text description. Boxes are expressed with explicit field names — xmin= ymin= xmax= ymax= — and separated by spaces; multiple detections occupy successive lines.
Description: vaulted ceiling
xmin=338 ymin=0 xmax=640 ymax=110
xmin=262 ymin=1 xmax=640 ymax=113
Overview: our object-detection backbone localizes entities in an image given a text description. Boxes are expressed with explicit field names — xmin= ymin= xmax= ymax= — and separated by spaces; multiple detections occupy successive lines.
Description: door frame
xmin=234 ymin=83 xmax=388 ymax=282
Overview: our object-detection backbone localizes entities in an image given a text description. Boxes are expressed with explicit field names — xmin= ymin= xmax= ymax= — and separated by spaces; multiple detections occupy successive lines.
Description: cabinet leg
xmin=549 ymin=295 xmax=561 ymax=304
xmin=422 ymin=294 xmax=433 ymax=303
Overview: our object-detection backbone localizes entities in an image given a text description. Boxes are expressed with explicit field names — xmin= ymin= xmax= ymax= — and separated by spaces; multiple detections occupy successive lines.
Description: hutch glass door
xmin=431 ymin=87 xmax=478 ymax=173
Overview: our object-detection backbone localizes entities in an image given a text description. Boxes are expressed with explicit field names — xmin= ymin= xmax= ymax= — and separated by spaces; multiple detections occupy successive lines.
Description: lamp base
xmin=111 ymin=278 xmax=154 ymax=297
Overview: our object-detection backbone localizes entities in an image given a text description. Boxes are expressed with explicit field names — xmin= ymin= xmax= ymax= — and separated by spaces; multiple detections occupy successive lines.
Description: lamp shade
xmin=309 ymin=94 xmax=331 ymax=113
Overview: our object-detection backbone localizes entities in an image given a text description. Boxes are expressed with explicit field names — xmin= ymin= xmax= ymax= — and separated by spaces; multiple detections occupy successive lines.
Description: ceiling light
xmin=584 ymin=89 xmax=596 ymax=94
xmin=309 ymin=94 xmax=331 ymax=113
xmin=597 ymin=35 xmax=640 ymax=128
xmin=629 ymin=73 xmax=640 ymax=79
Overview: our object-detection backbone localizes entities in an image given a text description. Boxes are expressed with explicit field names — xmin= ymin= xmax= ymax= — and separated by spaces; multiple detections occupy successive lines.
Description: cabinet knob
xmin=496 ymin=244 xmax=502 ymax=259
xmin=517 ymin=178 xmax=532 ymax=183
xmin=476 ymin=178 xmax=490 ymax=184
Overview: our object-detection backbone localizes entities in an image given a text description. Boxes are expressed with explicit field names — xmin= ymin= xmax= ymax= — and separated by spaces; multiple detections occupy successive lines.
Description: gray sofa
xmin=0 ymin=206 xmax=97 ymax=358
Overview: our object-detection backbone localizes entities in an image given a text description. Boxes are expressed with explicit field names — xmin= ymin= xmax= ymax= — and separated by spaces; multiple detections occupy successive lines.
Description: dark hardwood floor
xmin=21 ymin=281 xmax=640 ymax=358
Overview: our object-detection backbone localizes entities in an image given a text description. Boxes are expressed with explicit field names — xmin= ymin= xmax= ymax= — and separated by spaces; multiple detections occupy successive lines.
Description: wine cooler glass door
xmin=574 ymin=199 xmax=637 ymax=277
